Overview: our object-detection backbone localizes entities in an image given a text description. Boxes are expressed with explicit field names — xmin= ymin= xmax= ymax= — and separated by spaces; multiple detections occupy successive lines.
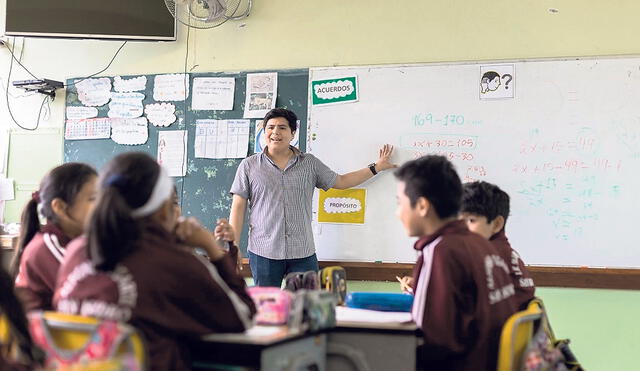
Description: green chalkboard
xmin=64 ymin=69 xmax=309 ymax=254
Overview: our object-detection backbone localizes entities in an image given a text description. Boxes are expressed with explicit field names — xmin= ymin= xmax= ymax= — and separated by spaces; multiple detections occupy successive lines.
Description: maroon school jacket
xmin=490 ymin=230 xmax=536 ymax=310
xmin=53 ymin=223 xmax=256 ymax=371
xmin=411 ymin=220 xmax=519 ymax=371
xmin=14 ymin=223 xmax=71 ymax=312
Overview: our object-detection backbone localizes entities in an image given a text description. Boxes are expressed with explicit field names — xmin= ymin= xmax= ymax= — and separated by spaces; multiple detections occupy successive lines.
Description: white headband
xmin=131 ymin=166 xmax=173 ymax=218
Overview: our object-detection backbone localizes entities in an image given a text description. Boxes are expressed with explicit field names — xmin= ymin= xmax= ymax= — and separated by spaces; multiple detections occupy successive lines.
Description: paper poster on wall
xmin=253 ymin=119 xmax=300 ymax=153
xmin=0 ymin=130 xmax=8 ymax=175
xmin=479 ymin=64 xmax=515 ymax=99
xmin=66 ymin=106 xmax=98 ymax=120
xmin=75 ymin=77 xmax=111 ymax=107
xmin=158 ymin=130 xmax=188 ymax=177
xmin=153 ymin=74 xmax=189 ymax=101
xmin=0 ymin=178 xmax=14 ymax=201
xmin=311 ymin=76 xmax=358 ymax=105
xmin=195 ymin=119 xmax=250 ymax=159
xmin=111 ymin=117 xmax=148 ymax=145
xmin=145 ymin=103 xmax=176 ymax=127
xmin=114 ymin=76 xmax=147 ymax=92
xmin=192 ymin=77 xmax=235 ymax=110
xmin=318 ymin=188 xmax=366 ymax=224
xmin=243 ymin=72 xmax=278 ymax=118
xmin=108 ymin=92 xmax=145 ymax=118
xmin=65 ymin=118 xmax=111 ymax=140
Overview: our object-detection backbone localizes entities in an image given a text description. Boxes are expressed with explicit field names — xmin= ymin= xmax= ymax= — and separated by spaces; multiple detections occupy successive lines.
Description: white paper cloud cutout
xmin=314 ymin=80 xmax=354 ymax=100
xmin=323 ymin=197 xmax=362 ymax=214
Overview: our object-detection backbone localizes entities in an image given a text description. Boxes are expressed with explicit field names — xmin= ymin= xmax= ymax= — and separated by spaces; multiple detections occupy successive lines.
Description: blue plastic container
xmin=345 ymin=292 xmax=414 ymax=312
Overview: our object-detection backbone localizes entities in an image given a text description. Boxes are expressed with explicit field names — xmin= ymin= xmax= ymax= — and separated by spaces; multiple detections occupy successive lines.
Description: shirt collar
xmin=261 ymin=146 xmax=303 ymax=169
xmin=490 ymin=229 xmax=507 ymax=242
xmin=41 ymin=222 xmax=72 ymax=247
xmin=413 ymin=219 xmax=468 ymax=251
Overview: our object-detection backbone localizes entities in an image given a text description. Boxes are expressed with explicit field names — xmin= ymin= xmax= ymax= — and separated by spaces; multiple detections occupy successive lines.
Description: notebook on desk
xmin=335 ymin=306 xmax=412 ymax=324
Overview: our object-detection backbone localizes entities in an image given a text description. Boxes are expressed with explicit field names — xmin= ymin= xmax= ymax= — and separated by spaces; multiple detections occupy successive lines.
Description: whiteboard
xmin=308 ymin=58 xmax=640 ymax=268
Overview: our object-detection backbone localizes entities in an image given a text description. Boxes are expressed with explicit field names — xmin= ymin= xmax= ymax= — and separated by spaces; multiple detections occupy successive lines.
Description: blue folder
xmin=345 ymin=292 xmax=414 ymax=312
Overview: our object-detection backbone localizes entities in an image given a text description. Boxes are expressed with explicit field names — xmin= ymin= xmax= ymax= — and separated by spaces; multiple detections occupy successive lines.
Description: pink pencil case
xmin=247 ymin=287 xmax=293 ymax=325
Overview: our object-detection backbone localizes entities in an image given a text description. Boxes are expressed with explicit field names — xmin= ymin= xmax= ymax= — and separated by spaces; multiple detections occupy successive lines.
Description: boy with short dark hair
xmin=394 ymin=156 xmax=518 ymax=371
xmin=461 ymin=181 xmax=535 ymax=310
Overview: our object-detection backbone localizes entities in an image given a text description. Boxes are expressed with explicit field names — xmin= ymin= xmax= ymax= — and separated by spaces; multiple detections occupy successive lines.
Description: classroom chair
xmin=0 ymin=313 xmax=14 ymax=359
xmin=0 ymin=313 xmax=9 ymax=344
xmin=497 ymin=298 xmax=544 ymax=371
xmin=28 ymin=311 xmax=146 ymax=371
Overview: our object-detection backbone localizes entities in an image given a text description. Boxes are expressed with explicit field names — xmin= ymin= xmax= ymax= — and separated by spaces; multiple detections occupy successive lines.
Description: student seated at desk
xmin=393 ymin=155 xmax=518 ymax=371
xmin=53 ymin=152 xmax=256 ymax=370
xmin=12 ymin=163 xmax=97 ymax=311
xmin=0 ymin=267 xmax=44 ymax=370
xmin=461 ymin=181 xmax=535 ymax=310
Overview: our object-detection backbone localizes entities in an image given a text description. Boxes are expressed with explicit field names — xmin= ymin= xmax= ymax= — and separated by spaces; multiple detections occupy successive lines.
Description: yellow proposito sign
xmin=318 ymin=188 xmax=366 ymax=224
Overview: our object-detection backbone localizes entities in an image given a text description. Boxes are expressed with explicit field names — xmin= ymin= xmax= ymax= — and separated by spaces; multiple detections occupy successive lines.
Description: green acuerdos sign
xmin=311 ymin=76 xmax=358 ymax=105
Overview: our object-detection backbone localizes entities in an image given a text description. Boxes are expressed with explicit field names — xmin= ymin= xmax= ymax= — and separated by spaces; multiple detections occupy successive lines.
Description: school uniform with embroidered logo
xmin=14 ymin=223 xmax=71 ymax=312
xmin=54 ymin=223 xmax=256 ymax=371
xmin=490 ymin=230 xmax=535 ymax=310
xmin=411 ymin=220 xmax=519 ymax=371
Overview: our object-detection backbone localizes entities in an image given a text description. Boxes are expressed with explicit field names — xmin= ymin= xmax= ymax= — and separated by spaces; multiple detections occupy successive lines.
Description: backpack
xmin=520 ymin=303 xmax=584 ymax=371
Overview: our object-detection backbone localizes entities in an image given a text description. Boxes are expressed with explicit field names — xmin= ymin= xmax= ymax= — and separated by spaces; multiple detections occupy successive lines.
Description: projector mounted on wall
xmin=12 ymin=79 xmax=63 ymax=97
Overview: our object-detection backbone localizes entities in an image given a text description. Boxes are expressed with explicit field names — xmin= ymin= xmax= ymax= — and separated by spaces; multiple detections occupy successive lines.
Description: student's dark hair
xmin=462 ymin=181 xmax=510 ymax=224
xmin=11 ymin=163 xmax=96 ymax=278
xmin=263 ymin=108 xmax=298 ymax=132
xmin=87 ymin=152 xmax=160 ymax=271
xmin=0 ymin=267 xmax=45 ymax=366
xmin=394 ymin=155 xmax=462 ymax=218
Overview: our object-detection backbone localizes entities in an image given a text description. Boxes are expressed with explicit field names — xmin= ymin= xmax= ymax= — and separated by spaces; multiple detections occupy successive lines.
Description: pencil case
xmin=246 ymin=287 xmax=293 ymax=325
xmin=320 ymin=266 xmax=347 ymax=305
xmin=345 ymin=292 xmax=414 ymax=312
xmin=283 ymin=271 xmax=320 ymax=292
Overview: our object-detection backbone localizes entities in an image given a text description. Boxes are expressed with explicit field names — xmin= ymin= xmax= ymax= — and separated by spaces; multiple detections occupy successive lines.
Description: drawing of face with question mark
xmin=480 ymin=71 xmax=501 ymax=93
xmin=480 ymin=71 xmax=514 ymax=93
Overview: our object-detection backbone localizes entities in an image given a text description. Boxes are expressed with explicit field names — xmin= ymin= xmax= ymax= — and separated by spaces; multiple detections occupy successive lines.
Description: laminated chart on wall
xmin=194 ymin=119 xmax=250 ymax=159
xmin=65 ymin=118 xmax=111 ymax=140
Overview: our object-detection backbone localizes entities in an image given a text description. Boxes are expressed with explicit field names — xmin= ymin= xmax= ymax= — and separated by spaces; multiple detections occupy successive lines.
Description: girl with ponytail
xmin=0 ymin=267 xmax=45 ymax=370
xmin=12 ymin=163 xmax=97 ymax=312
xmin=54 ymin=152 xmax=256 ymax=370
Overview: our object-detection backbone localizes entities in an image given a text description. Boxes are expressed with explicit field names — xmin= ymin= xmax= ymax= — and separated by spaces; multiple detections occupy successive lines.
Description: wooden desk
xmin=0 ymin=234 xmax=17 ymax=271
xmin=191 ymin=326 xmax=327 ymax=371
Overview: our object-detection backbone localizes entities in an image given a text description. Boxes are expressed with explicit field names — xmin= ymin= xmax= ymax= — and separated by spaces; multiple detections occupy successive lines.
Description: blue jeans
xmin=248 ymin=250 xmax=319 ymax=287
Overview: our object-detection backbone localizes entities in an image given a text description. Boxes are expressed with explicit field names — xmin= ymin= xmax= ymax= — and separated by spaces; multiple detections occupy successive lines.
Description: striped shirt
xmin=230 ymin=147 xmax=338 ymax=259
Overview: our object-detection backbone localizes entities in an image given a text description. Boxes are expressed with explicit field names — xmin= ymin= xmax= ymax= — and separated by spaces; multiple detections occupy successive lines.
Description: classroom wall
xmin=2 ymin=1 xmax=639 ymax=369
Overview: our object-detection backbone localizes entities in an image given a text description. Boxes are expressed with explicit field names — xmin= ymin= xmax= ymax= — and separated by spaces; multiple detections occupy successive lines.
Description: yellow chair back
xmin=36 ymin=311 xmax=146 ymax=370
xmin=497 ymin=299 xmax=544 ymax=371
xmin=0 ymin=314 xmax=9 ymax=345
